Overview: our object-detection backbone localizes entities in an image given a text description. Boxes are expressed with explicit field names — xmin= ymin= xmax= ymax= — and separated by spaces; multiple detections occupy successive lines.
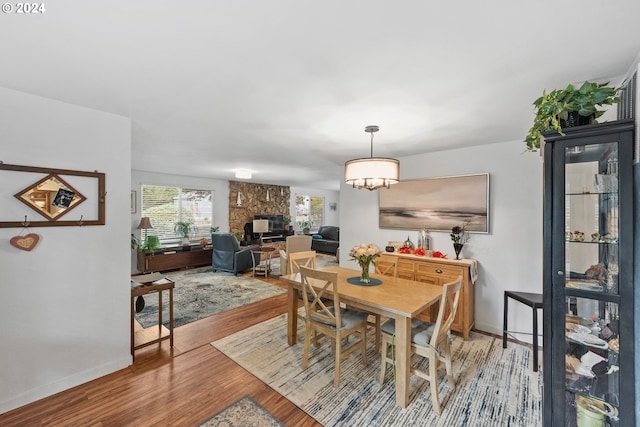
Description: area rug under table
xmin=200 ymin=395 xmax=284 ymax=427
xmin=134 ymin=268 xmax=285 ymax=328
xmin=212 ymin=313 xmax=542 ymax=427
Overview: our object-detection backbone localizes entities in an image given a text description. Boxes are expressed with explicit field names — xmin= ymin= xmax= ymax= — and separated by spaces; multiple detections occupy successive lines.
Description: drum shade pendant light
xmin=344 ymin=125 xmax=400 ymax=190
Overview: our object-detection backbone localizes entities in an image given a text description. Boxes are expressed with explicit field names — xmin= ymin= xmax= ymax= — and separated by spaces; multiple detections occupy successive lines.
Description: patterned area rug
xmin=200 ymin=395 xmax=284 ymax=427
xmin=134 ymin=268 xmax=285 ymax=328
xmin=212 ymin=314 xmax=543 ymax=427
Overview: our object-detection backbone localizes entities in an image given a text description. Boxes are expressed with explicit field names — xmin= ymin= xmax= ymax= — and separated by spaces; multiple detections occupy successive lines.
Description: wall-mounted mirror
xmin=15 ymin=173 xmax=86 ymax=221
xmin=0 ymin=163 xmax=105 ymax=228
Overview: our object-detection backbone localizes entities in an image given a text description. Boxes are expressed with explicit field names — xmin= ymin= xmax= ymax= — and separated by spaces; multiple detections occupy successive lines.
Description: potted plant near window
xmin=174 ymin=221 xmax=198 ymax=245
xmin=283 ymin=216 xmax=291 ymax=231
xmin=298 ymin=220 xmax=313 ymax=235
xmin=524 ymin=81 xmax=621 ymax=151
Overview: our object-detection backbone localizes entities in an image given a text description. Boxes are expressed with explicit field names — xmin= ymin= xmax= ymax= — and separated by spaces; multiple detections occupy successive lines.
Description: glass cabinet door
xmin=561 ymin=142 xmax=621 ymax=426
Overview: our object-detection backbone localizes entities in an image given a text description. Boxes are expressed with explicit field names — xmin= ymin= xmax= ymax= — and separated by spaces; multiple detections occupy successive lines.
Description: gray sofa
xmin=310 ymin=226 xmax=339 ymax=255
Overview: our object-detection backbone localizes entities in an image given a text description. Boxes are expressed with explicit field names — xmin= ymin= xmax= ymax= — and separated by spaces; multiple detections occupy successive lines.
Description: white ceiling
xmin=2 ymin=1 xmax=639 ymax=190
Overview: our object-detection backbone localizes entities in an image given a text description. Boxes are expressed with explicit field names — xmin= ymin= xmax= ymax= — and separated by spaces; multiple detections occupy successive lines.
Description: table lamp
xmin=252 ymin=219 xmax=269 ymax=246
xmin=137 ymin=217 xmax=153 ymax=240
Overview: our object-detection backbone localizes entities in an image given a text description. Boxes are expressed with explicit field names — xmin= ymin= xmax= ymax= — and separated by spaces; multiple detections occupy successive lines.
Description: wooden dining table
xmin=280 ymin=265 xmax=443 ymax=408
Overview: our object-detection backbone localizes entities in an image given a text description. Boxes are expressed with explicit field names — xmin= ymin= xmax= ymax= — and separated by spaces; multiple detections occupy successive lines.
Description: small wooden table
xmin=251 ymin=246 xmax=276 ymax=278
xmin=130 ymin=273 xmax=175 ymax=358
xmin=280 ymin=266 xmax=442 ymax=408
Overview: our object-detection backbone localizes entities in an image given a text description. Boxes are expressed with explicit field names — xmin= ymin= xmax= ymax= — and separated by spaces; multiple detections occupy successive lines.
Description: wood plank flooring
xmin=0 ymin=274 xmax=321 ymax=427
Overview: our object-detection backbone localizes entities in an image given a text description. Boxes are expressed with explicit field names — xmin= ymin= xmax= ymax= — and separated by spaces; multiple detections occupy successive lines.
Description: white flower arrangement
xmin=349 ymin=243 xmax=382 ymax=264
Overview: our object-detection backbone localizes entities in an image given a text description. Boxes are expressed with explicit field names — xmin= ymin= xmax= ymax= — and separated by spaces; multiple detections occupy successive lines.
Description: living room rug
xmin=199 ymin=395 xmax=284 ymax=427
xmin=134 ymin=268 xmax=285 ymax=328
xmin=211 ymin=313 xmax=542 ymax=427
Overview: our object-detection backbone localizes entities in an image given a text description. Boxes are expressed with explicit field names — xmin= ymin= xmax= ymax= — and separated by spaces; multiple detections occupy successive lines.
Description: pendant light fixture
xmin=344 ymin=125 xmax=400 ymax=190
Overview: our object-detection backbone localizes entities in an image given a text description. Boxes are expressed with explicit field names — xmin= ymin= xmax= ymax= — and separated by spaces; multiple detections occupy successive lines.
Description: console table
xmin=384 ymin=253 xmax=477 ymax=339
xmin=137 ymin=244 xmax=212 ymax=273
xmin=130 ymin=273 xmax=174 ymax=358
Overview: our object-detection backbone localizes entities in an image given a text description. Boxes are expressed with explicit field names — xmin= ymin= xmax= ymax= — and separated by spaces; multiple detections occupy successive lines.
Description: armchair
xmin=278 ymin=235 xmax=313 ymax=275
xmin=211 ymin=233 xmax=259 ymax=275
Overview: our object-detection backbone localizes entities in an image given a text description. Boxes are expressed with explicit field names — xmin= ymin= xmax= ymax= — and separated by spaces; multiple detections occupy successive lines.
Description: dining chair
xmin=288 ymin=250 xmax=317 ymax=274
xmin=279 ymin=235 xmax=313 ymax=275
xmin=379 ymin=275 xmax=463 ymax=414
xmin=288 ymin=251 xmax=321 ymax=336
xmin=375 ymin=254 xmax=398 ymax=277
xmin=364 ymin=254 xmax=399 ymax=352
xmin=299 ymin=266 xmax=369 ymax=387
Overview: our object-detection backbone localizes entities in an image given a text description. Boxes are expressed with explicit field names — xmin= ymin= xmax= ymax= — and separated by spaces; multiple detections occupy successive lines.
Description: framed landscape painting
xmin=378 ymin=173 xmax=489 ymax=233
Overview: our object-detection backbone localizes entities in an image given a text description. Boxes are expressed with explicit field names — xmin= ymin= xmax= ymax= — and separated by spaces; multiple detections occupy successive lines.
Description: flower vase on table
xmin=453 ymin=243 xmax=464 ymax=260
xmin=450 ymin=224 xmax=469 ymax=261
xmin=359 ymin=259 xmax=372 ymax=283
xmin=349 ymin=243 xmax=381 ymax=284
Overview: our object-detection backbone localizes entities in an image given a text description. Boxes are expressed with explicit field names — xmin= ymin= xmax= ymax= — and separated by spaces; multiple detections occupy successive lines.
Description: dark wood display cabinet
xmin=542 ymin=120 xmax=638 ymax=426
xmin=137 ymin=244 xmax=212 ymax=273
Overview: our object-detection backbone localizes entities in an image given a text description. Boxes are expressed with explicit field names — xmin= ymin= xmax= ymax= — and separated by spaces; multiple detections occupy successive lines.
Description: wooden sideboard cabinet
xmin=137 ymin=245 xmax=212 ymax=273
xmin=386 ymin=253 xmax=476 ymax=339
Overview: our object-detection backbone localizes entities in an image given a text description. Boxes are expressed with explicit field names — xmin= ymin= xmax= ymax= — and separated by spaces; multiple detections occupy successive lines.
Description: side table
xmin=131 ymin=273 xmax=175 ymax=358
xmin=503 ymin=291 xmax=543 ymax=372
xmin=251 ymin=246 xmax=276 ymax=278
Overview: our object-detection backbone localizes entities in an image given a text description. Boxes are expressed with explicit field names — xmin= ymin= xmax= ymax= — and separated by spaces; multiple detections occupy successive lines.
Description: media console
xmin=137 ymin=243 xmax=212 ymax=273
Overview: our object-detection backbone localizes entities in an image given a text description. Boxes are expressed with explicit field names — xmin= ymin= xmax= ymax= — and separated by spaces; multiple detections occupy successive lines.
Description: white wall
xmin=0 ymin=87 xmax=132 ymax=413
xmin=339 ymin=139 xmax=544 ymax=341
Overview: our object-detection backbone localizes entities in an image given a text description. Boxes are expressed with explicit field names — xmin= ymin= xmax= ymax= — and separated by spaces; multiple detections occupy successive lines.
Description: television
xmin=253 ymin=214 xmax=285 ymax=234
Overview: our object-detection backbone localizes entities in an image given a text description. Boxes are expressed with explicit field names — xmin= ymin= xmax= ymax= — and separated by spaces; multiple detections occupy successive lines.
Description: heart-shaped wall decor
xmin=10 ymin=233 xmax=41 ymax=251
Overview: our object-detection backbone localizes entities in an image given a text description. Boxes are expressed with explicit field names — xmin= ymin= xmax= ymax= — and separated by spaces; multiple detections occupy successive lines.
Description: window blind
xmin=141 ymin=185 xmax=213 ymax=243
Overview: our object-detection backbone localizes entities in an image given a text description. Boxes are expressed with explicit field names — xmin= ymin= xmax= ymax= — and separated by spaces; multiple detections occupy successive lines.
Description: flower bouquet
xmin=349 ymin=243 xmax=382 ymax=283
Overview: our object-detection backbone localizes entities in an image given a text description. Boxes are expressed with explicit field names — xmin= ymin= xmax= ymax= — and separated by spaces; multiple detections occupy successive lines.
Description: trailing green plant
xmin=174 ymin=221 xmax=198 ymax=243
xmin=139 ymin=235 xmax=161 ymax=255
xmin=131 ymin=233 xmax=139 ymax=251
xmin=525 ymin=81 xmax=621 ymax=151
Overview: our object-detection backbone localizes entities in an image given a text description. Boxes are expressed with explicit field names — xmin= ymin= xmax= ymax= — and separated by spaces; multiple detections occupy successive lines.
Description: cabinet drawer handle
xmin=435 ymin=269 xmax=443 ymax=274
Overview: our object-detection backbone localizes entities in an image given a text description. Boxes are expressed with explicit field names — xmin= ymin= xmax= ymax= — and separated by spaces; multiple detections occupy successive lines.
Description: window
xmin=295 ymin=194 xmax=323 ymax=231
xmin=141 ymin=185 xmax=213 ymax=243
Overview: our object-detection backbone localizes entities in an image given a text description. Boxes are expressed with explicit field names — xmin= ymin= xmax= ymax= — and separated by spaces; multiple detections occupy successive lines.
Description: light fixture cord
xmin=370 ymin=131 xmax=374 ymax=158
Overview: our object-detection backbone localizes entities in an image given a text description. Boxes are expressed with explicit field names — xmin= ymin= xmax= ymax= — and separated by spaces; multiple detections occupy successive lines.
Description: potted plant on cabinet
xmin=283 ymin=216 xmax=291 ymax=231
xmin=139 ymin=235 xmax=161 ymax=256
xmin=524 ymin=81 xmax=621 ymax=151
xmin=174 ymin=221 xmax=198 ymax=245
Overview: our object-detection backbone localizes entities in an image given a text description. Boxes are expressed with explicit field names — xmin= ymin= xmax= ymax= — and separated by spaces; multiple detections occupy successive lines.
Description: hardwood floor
xmin=0 ymin=274 xmax=321 ymax=427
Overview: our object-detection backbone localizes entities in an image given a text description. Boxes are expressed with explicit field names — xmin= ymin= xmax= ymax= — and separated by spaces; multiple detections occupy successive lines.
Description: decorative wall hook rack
xmin=0 ymin=163 xmax=106 ymax=228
